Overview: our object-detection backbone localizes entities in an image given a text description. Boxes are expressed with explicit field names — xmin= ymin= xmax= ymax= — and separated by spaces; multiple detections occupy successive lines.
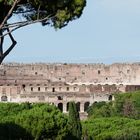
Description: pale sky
xmin=4 ymin=0 xmax=140 ymax=64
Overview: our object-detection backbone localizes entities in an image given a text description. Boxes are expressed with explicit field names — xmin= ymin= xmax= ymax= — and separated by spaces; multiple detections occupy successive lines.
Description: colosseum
xmin=0 ymin=63 xmax=140 ymax=119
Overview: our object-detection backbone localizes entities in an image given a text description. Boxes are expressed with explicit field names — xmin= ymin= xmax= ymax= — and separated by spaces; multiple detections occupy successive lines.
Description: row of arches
xmin=57 ymin=102 xmax=90 ymax=112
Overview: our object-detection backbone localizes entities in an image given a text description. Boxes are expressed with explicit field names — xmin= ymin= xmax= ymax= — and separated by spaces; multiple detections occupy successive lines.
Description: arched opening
xmin=76 ymin=102 xmax=80 ymax=112
xmin=38 ymin=87 xmax=40 ymax=91
xmin=31 ymin=87 xmax=33 ymax=91
xmin=98 ymin=70 xmax=101 ymax=74
xmin=1 ymin=96 xmax=7 ymax=101
xmin=66 ymin=87 xmax=69 ymax=91
xmin=57 ymin=96 xmax=63 ymax=100
xmin=108 ymin=95 xmax=112 ymax=101
xmin=84 ymin=102 xmax=90 ymax=112
xmin=58 ymin=103 xmax=63 ymax=112
xmin=22 ymin=84 xmax=26 ymax=91
xmin=67 ymin=102 xmax=70 ymax=111
xmin=52 ymin=87 xmax=55 ymax=92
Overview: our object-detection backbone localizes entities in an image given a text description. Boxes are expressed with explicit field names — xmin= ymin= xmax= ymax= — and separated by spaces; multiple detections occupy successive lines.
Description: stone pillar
xmin=80 ymin=103 xmax=84 ymax=113
xmin=90 ymin=95 xmax=94 ymax=105
xmin=63 ymin=102 xmax=67 ymax=113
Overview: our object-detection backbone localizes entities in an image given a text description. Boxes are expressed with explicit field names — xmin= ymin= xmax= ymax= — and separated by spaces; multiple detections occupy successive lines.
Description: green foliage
xmin=87 ymin=101 xmax=114 ymax=118
xmin=114 ymin=91 xmax=140 ymax=119
xmin=0 ymin=103 xmax=69 ymax=140
xmin=15 ymin=104 xmax=68 ymax=140
xmin=0 ymin=102 xmax=31 ymax=121
xmin=85 ymin=92 xmax=140 ymax=139
xmin=67 ymin=101 xmax=82 ymax=140
xmin=0 ymin=0 xmax=86 ymax=28
xmin=82 ymin=117 xmax=140 ymax=140
xmin=88 ymin=91 xmax=140 ymax=119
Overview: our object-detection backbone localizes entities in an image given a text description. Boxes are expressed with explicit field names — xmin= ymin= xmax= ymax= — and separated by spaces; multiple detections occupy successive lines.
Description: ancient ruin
xmin=0 ymin=63 xmax=140 ymax=119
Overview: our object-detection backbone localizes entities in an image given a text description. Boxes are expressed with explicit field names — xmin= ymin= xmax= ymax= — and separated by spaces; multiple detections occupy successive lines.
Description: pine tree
xmin=67 ymin=101 xmax=82 ymax=140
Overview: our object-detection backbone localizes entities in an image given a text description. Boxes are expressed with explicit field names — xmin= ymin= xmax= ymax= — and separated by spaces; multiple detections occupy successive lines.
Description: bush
xmin=82 ymin=117 xmax=140 ymax=140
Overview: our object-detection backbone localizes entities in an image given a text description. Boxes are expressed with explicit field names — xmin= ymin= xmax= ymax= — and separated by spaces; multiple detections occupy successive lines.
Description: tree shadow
xmin=0 ymin=122 xmax=33 ymax=140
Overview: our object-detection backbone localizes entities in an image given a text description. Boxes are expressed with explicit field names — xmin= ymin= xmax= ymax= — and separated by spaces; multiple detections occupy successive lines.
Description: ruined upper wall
xmin=1 ymin=63 xmax=140 ymax=85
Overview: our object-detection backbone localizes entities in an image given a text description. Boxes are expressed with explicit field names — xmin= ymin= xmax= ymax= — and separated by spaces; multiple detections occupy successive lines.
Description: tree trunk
xmin=0 ymin=29 xmax=4 ymax=64
xmin=0 ymin=29 xmax=17 ymax=64
xmin=0 ymin=4 xmax=17 ymax=65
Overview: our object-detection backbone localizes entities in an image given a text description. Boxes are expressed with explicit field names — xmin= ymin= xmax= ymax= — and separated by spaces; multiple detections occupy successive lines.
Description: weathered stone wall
xmin=1 ymin=63 xmax=140 ymax=85
xmin=0 ymin=63 xmax=140 ymax=119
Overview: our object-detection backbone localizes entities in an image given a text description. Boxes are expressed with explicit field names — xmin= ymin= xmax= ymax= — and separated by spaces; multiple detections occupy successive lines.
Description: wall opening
xmin=31 ymin=87 xmax=33 ymax=91
xmin=76 ymin=102 xmax=80 ymax=112
xmin=58 ymin=103 xmax=63 ymax=112
xmin=52 ymin=87 xmax=55 ymax=92
xmin=1 ymin=96 xmax=7 ymax=101
xmin=108 ymin=95 xmax=112 ymax=101
xmin=22 ymin=84 xmax=26 ymax=91
xmin=84 ymin=102 xmax=90 ymax=112
xmin=66 ymin=87 xmax=69 ymax=91
xmin=57 ymin=96 xmax=63 ymax=100
xmin=38 ymin=87 xmax=40 ymax=91
xmin=67 ymin=102 xmax=70 ymax=111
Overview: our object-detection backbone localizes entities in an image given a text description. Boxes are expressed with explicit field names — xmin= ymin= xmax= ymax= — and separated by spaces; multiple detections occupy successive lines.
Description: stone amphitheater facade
xmin=0 ymin=63 xmax=140 ymax=119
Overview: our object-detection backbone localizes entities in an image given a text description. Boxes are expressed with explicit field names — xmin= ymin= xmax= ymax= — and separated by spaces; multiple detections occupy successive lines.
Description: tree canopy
xmin=0 ymin=0 xmax=86 ymax=63
xmin=0 ymin=103 xmax=69 ymax=139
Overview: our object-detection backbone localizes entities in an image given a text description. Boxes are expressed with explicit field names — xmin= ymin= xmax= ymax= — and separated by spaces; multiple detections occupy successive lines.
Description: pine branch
xmin=0 ymin=15 xmax=55 ymax=38
xmin=0 ymin=0 xmax=20 ymax=30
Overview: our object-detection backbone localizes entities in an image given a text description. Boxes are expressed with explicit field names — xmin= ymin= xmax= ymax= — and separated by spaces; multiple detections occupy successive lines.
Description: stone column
xmin=63 ymin=102 xmax=67 ymax=113
xmin=80 ymin=102 xmax=85 ymax=113
xmin=90 ymin=95 xmax=94 ymax=105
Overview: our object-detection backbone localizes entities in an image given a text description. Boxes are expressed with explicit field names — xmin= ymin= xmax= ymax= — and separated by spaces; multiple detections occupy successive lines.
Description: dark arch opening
xmin=58 ymin=103 xmax=63 ymax=112
xmin=52 ymin=87 xmax=55 ymax=92
xmin=66 ymin=102 xmax=70 ymax=111
xmin=1 ymin=96 xmax=7 ymax=102
xmin=108 ymin=95 xmax=112 ymax=101
xmin=57 ymin=96 xmax=63 ymax=100
xmin=84 ymin=102 xmax=90 ymax=112
xmin=76 ymin=102 xmax=80 ymax=112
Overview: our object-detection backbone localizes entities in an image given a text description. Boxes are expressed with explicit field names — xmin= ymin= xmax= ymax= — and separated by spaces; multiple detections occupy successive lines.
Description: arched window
xmin=22 ymin=84 xmax=26 ymax=91
xmin=1 ymin=96 xmax=7 ymax=101
xmin=52 ymin=87 xmax=55 ymax=92
xmin=84 ymin=102 xmax=90 ymax=112
xmin=66 ymin=87 xmax=69 ymax=91
xmin=31 ymin=87 xmax=33 ymax=91
xmin=58 ymin=103 xmax=63 ymax=112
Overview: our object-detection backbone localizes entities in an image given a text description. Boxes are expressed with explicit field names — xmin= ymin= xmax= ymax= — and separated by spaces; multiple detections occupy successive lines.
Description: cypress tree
xmin=67 ymin=101 xmax=82 ymax=140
